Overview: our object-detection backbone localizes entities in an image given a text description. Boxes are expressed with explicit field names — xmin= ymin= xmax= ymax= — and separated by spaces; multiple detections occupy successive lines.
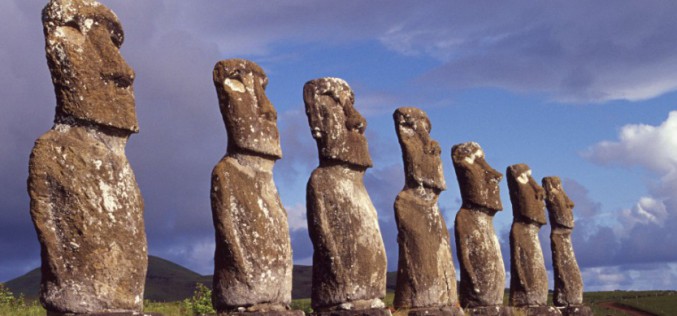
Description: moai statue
xmin=451 ymin=142 xmax=509 ymax=315
xmin=304 ymin=78 xmax=390 ymax=316
xmin=392 ymin=108 xmax=463 ymax=316
xmin=28 ymin=0 xmax=147 ymax=314
xmin=211 ymin=59 xmax=302 ymax=316
xmin=543 ymin=177 xmax=592 ymax=316
xmin=506 ymin=164 xmax=560 ymax=315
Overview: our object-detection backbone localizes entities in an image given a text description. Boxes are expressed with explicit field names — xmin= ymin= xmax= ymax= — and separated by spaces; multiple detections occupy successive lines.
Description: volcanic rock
xmin=451 ymin=142 xmax=506 ymax=311
xmin=304 ymin=78 xmax=389 ymax=315
xmin=210 ymin=59 xmax=300 ymax=316
xmin=392 ymin=108 xmax=462 ymax=316
xmin=543 ymin=177 xmax=592 ymax=316
xmin=28 ymin=0 xmax=146 ymax=314
xmin=506 ymin=164 xmax=558 ymax=315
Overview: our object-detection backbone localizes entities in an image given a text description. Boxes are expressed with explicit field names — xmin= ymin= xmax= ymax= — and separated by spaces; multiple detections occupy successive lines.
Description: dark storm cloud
xmin=0 ymin=0 xmax=57 ymax=281
xmin=397 ymin=1 xmax=677 ymax=102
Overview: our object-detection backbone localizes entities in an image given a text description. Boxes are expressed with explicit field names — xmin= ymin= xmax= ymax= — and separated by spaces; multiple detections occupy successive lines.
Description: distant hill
xmin=4 ymin=256 xmax=396 ymax=302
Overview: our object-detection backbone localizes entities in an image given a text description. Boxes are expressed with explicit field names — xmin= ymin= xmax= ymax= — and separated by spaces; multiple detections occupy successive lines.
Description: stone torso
xmin=509 ymin=221 xmax=548 ymax=306
xmin=454 ymin=207 xmax=505 ymax=308
xmin=551 ymin=228 xmax=583 ymax=306
xmin=210 ymin=156 xmax=293 ymax=309
xmin=393 ymin=188 xmax=456 ymax=309
xmin=306 ymin=165 xmax=387 ymax=310
xmin=28 ymin=124 xmax=146 ymax=313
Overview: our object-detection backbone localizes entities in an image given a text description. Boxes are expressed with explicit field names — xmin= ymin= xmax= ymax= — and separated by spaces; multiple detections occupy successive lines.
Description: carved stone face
xmin=542 ymin=176 xmax=575 ymax=229
xmin=506 ymin=164 xmax=547 ymax=225
xmin=304 ymin=78 xmax=372 ymax=168
xmin=43 ymin=0 xmax=138 ymax=133
xmin=213 ymin=59 xmax=282 ymax=159
xmin=394 ymin=107 xmax=445 ymax=191
xmin=451 ymin=142 xmax=502 ymax=211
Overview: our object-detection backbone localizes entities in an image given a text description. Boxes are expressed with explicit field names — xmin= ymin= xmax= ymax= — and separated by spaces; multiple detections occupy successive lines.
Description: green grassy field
xmin=2 ymin=290 xmax=675 ymax=316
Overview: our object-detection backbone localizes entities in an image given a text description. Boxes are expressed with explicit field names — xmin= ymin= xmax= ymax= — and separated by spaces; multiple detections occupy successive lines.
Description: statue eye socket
xmin=64 ymin=20 xmax=81 ymax=32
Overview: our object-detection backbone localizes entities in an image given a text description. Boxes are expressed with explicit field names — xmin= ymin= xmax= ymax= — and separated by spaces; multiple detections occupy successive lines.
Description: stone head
xmin=43 ymin=0 xmax=138 ymax=133
xmin=451 ymin=142 xmax=502 ymax=211
xmin=394 ymin=107 xmax=445 ymax=191
xmin=303 ymin=78 xmax=372 ymax=168
xmin=506 ymin=164 xmax=547 ymax=225
xmin=542 ymin=176 xmax=575 ymax=229
xmin=213 ymin=59 xmax=282 ymax=159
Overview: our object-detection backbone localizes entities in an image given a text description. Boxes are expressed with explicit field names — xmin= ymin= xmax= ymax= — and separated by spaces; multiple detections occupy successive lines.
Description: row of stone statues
xmin=27 ymin=1 xmax=591 ymax=316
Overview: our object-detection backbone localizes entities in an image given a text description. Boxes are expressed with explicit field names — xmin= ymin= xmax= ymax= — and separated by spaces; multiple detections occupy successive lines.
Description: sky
xmin=1 ymin=0 xmax=676 ymax=292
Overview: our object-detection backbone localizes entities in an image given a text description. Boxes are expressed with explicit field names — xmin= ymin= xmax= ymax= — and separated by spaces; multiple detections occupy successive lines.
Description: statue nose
xmin=534 ymin=183 xmax=545 ymax=200
xmin=257 ymin=84 xmax=277 ymax=121
xmin=345 ymin=106 xmax=366 ymax=133
xmin=99 ymin=28 xmax=135 ymax=88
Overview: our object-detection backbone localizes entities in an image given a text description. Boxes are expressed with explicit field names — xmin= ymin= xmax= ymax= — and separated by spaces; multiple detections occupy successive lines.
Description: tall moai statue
xmin=392 ymin=108 xmax=463 ymax=316
xmin=451 ymin=142 xmax=508 ymax=315
xmin=28 ymin=0 xmax=147 ymax=314
xmin=210 ymin=59 xmax=302 ymax=316
xmin=304 ymin=78 xmax=390 ymax=316
xmin=506 ymin=164 xmax=560 ymax=315
xmin=543 ymin=177 xmax=592 ymax=316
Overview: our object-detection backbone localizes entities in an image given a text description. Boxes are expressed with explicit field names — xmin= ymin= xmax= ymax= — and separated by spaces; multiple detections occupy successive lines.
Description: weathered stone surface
xmin=43 ymin=0 xmax=139 ymax=133
xmin=211 ymin=59 xmax=295 ymax=314
xmin=303 ymin=78 xmax=372 ymax=168
xmin=510 ymin=306 xmax=561 ymax=315
xmin=506 ymin=164 xmax=548 ymax=307
xmin=543 ymin=177 xmax=585 ymax=309
xmin=451 ymin=142 xmax=505 ymax=309
xmin=304 ymin=78 xmax=387 ymax=313
xmin=312 ymin=308 xmax=392 ymax=316
xmin=47 ymin=312 xmax=164 ymax=316
xmin=219 ymin=311 xmax=305 ymax=316
xmin=29 ymin=0 xmax=146 ymax=314
xmin=461 ymin=306 xmax=514 ymax=316
xmin=557 ymin=305 xmax=592 ymax=316
xmin=392 ymin=305 xmax=464 ymax=316
xmin=392 ymin=108 xmax=459 ymax=312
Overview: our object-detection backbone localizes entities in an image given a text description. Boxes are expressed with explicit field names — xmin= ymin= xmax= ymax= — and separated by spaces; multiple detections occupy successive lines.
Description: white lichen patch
xmin=464 ymin=147 xmax=484 ymax=164
xmin=517 ymin=169 xmax=532 ymax=185
xmin=98 ymin=181 xmax=119 ymax=213
xmin=82 ymin=18 xmax=94 ymax=33
xmin=224 ymin=78 xmax=245 ymax=93
xmin=54 ymin=123 xmax=71 ymax=133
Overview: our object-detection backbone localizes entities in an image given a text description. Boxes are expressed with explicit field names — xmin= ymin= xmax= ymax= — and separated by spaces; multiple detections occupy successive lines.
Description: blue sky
xmin=1 ymin=0 xmax=676 ymax=292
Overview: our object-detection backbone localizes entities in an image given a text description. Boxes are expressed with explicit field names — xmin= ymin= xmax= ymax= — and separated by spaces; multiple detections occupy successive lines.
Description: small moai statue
xmin=506 ymin=164 xmax=560 ymax=315
xmin=28 ymin=0 xmax=147 ymax=314
xmin=304 ymin=78 xmax=390 ymax=316
xmin=210 ymin=59 xmax=302 ymax=316
xmin=543 ymin=177 xmax=592 ymax=316
xmin=392 ymin=107 xmax=463 ymax=316
xmin=451 ymin=142 xmax=510 ymax=315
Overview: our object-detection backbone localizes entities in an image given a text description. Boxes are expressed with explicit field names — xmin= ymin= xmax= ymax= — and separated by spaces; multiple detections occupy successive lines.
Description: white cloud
xmin=583 ymin=263 xmax=677 ymax=291
xmin=285 ymin=203 xmax=308 ymax=231
xmin=579 ymin=111 xmax=677 ymax=268
xmin=584 ymin=111 xmax=677 ymax=174
xmin=621 ymin=197 xmax=668 ymax=229
xmin=583 ymin=111 xmax=677 ymax=237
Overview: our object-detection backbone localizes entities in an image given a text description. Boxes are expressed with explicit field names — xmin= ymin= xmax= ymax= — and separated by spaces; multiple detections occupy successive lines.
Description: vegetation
xmin=0 ymin=283 xmax=43 ymax=316
xmin=182 ymin=283 xmax=216 ymax=315
xmin=2 ymin=287 xmax=676 ymax=316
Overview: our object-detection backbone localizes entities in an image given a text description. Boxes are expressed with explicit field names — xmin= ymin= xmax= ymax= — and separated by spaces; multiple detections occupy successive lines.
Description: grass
xmin=2 ymin=290 xmax=676 ymax=316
